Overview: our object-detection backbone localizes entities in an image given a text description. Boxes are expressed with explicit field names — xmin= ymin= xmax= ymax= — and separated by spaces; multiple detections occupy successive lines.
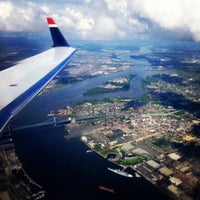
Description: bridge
xmin=8 ymin=115 xmax=108 ymax=133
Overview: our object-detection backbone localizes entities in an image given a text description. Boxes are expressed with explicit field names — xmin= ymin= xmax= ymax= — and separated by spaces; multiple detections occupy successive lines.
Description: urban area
xmin=56 ymin=70 xmax=200 ymax=200
xmin=1 ymin=43 xmax=200 ymax=200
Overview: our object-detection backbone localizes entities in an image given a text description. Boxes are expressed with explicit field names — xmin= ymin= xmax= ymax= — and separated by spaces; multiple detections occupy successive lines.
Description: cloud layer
xmin=1 ymin=0 xmax=200 ymax=41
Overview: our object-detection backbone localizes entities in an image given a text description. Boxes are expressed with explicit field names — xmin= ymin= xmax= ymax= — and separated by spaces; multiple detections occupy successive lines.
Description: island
xmin=83 ymin=74 xmax=136 ymax=95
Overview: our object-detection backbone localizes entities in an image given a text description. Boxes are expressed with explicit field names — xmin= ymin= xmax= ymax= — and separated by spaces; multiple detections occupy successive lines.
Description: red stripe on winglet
xmin=47 ymin=18 xmax=55 ymax=25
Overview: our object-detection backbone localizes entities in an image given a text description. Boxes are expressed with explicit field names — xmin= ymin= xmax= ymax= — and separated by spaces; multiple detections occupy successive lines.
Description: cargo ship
xmin=108 ymin=167 xmax=133 ymax=178
xmin=98 ymin=186 xmax=115 ymax=193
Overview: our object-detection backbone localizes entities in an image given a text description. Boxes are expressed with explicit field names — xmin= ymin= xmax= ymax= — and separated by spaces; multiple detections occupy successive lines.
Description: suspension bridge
xmin=7 ymin=115 xmax=108 ymax=133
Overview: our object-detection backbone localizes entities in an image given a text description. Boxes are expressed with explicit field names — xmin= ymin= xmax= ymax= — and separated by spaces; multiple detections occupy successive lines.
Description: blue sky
xmin=1 ymin=0 xmax=200 ymax=41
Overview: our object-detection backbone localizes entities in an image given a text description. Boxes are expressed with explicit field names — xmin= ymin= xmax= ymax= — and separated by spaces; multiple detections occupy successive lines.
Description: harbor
xmin=13 ymin=125 xmax=173 ymax=200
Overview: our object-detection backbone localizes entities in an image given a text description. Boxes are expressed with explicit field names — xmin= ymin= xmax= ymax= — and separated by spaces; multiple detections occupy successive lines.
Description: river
xmin=11 ymin=54 xmax=173 ymax=199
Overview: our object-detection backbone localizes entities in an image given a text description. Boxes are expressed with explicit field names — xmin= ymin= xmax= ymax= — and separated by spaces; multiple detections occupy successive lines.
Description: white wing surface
xmin=0 ymin=18 xmax=76 ymax=133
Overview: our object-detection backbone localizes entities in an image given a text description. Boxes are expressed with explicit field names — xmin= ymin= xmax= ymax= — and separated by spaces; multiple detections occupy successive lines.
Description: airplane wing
xmin=0 ymin=17 xmax=76 ymax=134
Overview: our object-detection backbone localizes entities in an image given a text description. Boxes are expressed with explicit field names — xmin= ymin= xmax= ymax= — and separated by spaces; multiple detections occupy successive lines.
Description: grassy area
xmin=100 ymin=148 xmax=118 ymax=156
xmin=121 ymin=157 xmax=143 ymax=166
xmin=83 ymin=87 xmax=118 ymax=95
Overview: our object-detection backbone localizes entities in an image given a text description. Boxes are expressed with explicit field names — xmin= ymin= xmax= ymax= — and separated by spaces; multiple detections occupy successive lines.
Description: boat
xmin=107 ymin=167 xmax=133 ymax=178
xmin=98 ymin=186 xmax=115 ymax=193
xmin=86 ymin=150 xmax=92 ymax=153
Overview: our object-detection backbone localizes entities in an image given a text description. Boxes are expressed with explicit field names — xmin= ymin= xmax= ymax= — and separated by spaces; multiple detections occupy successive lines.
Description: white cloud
xmin=1 ymin=0 xmax=200 ymax=41
xmin=105 ymin=0 xmax=129 ymax=17
xmin=93 ymin=16 xmax=117 ymax=40
xmin=62 ymin=7 xmax=94 ymax=39
xmin=133 ymin=0 xmax=182 ymax=29
xmin=132 ymin=0 xmax=200 ymax=41
xmin=0 ymin=1 xmax=46 ymax=32
xmin=40 ymin=5 xmax=50 ymax=15
xmin=0 ymin=1 xmax=14 ymax=20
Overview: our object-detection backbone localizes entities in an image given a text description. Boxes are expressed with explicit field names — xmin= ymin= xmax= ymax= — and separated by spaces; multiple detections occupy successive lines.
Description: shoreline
xmin=75 ymin=134 xmax=175 ymax=200
xmin=0 ymin=147 xmax=46 ymax=199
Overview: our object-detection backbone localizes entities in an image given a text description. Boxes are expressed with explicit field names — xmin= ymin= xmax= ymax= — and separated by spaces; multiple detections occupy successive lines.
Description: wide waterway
xmin=12 ymin=54 xmax=173 ymax=200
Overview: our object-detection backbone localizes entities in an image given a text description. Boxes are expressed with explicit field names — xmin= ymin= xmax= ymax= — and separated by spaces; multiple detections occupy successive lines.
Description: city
xmin=60 ymin=96 xmax=200 ymax=200
xmin=1 ymin=1 xmax=200 ymax=199
xmin=1 ymin=40 xmax=200 ymax=199
xmin=54 ymin=54 xmax=200 ymax=200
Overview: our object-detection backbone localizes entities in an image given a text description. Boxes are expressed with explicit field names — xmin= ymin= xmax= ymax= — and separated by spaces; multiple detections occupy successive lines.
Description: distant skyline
xmin=1 ymin=0 xmax=200 ymax=41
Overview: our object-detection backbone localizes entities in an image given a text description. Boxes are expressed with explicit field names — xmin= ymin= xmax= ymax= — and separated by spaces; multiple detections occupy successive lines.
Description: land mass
xmin=58 ymin=70 xmax=200 ymax=200
xmin=83 ymin=74 xmax=136 ymax=95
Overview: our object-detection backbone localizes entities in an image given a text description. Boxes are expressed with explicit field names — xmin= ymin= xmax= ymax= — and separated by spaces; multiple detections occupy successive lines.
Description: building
xmin=159 ymin=167 xmax=173 ymax=176
xmin=168 ymin=153 xmax=181 ymax=161
xmin=146 ymin=160 xmax=160 ymax=169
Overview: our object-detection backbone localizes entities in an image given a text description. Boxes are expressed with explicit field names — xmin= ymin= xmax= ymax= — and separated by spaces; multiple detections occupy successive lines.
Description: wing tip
xmin=47 ymin=17 xmax=55 ymax=24
xmin=47 ymin=17 xmax=69 ymax=47
xmin=47 ymin=17 xmax=57 ymax=27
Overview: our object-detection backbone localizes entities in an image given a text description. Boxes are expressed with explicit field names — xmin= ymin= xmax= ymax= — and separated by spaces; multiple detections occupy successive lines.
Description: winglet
xmin=47 ymin=17 xmax=70 ymax=47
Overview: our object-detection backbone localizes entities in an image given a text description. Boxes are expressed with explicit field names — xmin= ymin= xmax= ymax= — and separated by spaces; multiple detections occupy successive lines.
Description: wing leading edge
xmin=0 ymin=18 xmax=76 ymax=134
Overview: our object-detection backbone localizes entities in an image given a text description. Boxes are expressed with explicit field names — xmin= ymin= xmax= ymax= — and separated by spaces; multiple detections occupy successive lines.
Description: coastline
xmin=79 ymin=136 xmax=175 ymax=200
xmin=0 ymin=146 xmax=46 ymax=199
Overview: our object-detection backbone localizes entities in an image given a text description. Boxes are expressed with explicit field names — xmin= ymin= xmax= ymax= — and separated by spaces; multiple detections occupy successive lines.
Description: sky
xmin=1 ymin=0 xmax=200 ymax=41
